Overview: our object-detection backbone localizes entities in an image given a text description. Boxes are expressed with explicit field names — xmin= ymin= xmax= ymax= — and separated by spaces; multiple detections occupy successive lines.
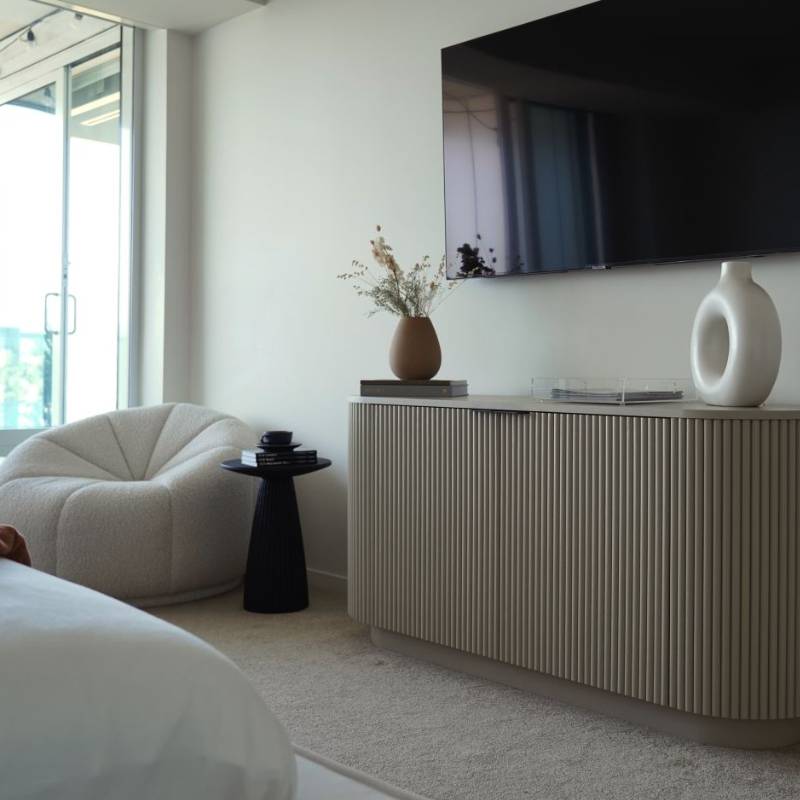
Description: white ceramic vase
xmin=690 ymin=260 xmax=781 ymax=407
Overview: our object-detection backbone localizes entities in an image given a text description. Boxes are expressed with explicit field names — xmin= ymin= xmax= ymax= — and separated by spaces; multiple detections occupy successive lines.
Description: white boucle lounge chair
xmin=0 ymin=403 xmax=255 ymax=606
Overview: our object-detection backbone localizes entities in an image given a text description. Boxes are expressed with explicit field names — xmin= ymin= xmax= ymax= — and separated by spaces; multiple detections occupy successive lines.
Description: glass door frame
xmin=0 ymin=26 xmax=136 ymax=455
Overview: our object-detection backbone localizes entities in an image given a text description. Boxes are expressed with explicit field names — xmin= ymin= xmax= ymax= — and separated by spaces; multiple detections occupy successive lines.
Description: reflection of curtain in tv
xmin=503 ymin=100 xmax=530 ymax=272
xmin=505 ymin=102 xmax=599 ymax=271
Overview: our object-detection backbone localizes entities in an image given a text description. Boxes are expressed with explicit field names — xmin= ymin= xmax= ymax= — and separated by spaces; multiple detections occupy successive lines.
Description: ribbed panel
xmin=348 ymin=404 xmax=800 ymax=721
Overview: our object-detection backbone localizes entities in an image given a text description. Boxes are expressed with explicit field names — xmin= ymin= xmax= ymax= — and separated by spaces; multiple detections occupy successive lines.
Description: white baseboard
xmin=307 ymin=568 xmax=347 ymax=597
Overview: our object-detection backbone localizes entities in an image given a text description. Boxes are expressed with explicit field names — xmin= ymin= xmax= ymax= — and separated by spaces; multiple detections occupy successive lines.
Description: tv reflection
xmin=443 ymin=78 xmax=601 ymax=278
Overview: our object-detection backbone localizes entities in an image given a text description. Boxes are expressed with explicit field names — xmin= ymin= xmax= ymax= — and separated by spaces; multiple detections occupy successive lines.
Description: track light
xmin=0 ymin=19 xmax=38 ymax=58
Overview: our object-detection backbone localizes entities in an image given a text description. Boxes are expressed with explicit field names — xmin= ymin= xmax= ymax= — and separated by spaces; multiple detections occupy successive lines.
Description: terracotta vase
xmin=389 ymin=317 xmax=442 ymax=380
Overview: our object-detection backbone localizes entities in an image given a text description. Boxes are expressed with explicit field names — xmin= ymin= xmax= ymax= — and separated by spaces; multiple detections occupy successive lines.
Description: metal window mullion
xmin=58 ymin=64 xmax=70 ymax=426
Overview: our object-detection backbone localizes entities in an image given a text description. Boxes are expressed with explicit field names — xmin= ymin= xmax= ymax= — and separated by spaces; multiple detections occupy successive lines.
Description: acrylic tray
xmin=531 ymin=377 xmax=696 ymax=405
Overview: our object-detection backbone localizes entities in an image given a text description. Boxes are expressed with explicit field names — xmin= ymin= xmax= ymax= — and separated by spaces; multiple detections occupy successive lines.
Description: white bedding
xmin=0 ymin=560 xmax=296 ymax=800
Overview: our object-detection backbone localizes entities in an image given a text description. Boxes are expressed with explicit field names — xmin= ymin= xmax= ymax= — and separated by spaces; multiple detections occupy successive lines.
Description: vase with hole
xmin=690 ymin=260 xmax=781 ymax=407
xmin=388 ymin=316 xmax=442 ymax=380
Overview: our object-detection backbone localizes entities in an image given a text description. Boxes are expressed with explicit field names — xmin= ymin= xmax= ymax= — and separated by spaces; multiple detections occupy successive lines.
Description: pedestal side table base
xmin=244 ymin=477 xmax=309 ymax=613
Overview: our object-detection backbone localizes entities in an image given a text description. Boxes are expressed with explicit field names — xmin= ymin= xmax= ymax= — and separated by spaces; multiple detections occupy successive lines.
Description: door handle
xmin=67 ymin=294 xmax=76 ymax=335
xmin=44 ymin=293 xmax=59 ymax=334
xmin=470 ymin=408 xmax=531 ymax=416
xmin=43 ymin=293 xmax=77 ymax=334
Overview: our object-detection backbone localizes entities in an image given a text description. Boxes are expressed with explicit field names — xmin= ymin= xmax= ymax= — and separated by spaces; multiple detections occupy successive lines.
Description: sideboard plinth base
xmin=371 ymin=627 xmax=800 ymax=750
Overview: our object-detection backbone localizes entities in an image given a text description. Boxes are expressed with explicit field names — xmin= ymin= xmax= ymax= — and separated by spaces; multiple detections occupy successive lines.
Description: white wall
xmin=139 ymin=29 xmax=193 ymax=404
xmin=139 ymin=29 xmax=167 ymax=405
xmin=191 ymin=0 xmax=800 ymax=578
xmin=162 ymin=31 xmax=193 ymax=402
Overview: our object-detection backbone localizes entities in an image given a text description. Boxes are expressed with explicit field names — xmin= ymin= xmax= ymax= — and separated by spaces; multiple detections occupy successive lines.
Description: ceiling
xmin=35 ymin=0 xmax=268 ymax=33
xmin=0 ymin=0 xmax=50 ymax=40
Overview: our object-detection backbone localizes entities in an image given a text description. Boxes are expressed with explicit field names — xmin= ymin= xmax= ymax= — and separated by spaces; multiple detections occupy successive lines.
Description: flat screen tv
xmin=442 ymin=0 xmax=800 ymax=278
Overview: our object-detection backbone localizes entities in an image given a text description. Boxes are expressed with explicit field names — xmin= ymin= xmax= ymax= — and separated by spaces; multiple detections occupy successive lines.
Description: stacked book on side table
xmin=360 ymin=379 xmax=468 ymax=398
xmin=241 ymin=430 xmax=317 ymax=468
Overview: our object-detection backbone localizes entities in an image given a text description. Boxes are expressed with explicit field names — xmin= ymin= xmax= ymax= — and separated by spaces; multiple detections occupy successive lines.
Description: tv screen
xmin=442 ymin=0 xmax=800 ymax=278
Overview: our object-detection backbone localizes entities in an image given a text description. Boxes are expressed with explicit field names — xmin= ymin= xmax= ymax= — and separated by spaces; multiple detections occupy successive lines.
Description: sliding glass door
xmin=0 ymin=77 xmax=65 ymax=448
xmin=0 ymin=35 xmax=129 ymax=454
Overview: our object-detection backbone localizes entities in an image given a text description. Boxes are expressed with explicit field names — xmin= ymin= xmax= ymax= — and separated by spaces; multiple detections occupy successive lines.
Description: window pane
xmin=0 ymin=84 xmax=62 ymax=429
xmin=66 ymin=48 xmax=121 ymax=423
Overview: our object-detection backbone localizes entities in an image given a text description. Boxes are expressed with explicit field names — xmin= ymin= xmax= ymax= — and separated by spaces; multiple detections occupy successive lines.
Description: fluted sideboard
xmin=348 ymin=396 xmax=800 ymax=747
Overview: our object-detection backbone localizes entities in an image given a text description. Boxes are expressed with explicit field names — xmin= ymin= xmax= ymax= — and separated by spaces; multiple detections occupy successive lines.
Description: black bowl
xmin=261 ymin=430 xmax=293 ymax=445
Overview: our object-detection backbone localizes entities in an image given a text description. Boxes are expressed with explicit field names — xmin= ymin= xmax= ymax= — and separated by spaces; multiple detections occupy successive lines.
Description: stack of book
xmin=241 ymin=448 xmax=318 ymax=468
xmin=360 ymin=379 xmax=468 ymax=398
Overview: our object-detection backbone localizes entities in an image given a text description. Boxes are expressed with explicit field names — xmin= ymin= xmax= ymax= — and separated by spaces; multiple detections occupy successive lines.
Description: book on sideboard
xmin=360 ymin=379 xmax=468 ymax=398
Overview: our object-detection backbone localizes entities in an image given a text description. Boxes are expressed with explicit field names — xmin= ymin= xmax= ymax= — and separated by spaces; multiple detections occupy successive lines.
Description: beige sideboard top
xmin=349 ymin=394 xmax=800 ymax=420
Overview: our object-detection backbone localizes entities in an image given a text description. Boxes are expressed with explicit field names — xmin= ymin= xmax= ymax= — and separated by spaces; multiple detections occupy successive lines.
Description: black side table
xmin=221 ymin=458 xmax=332 ymax=613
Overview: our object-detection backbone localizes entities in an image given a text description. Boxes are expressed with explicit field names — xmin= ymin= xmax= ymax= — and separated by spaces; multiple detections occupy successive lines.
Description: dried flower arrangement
xmin=338 ymin=226 xmax=455 ymax=318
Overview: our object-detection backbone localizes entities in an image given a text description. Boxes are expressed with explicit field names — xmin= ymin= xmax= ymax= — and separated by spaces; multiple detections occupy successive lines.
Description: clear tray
xmin=531 ymin=377 xmax=696 ymax=405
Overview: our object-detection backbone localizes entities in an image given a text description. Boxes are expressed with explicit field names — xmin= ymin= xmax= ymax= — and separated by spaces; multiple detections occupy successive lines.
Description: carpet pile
xmin=152 ymin=588 xmax=800 ymax=800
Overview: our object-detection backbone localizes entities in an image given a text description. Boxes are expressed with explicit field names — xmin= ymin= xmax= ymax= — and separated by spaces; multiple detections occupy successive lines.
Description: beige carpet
xmin=151 ymin=588 xmax=800 ymax=800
